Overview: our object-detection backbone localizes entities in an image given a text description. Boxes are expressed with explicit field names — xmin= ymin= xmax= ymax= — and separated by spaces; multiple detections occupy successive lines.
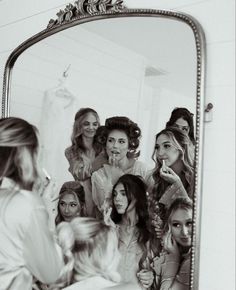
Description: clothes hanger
xmin=54 ymin=64 xmax=75 ymax=108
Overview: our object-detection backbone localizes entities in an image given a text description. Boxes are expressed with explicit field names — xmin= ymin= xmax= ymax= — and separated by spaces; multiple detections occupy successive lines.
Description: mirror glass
xmin=9 ymin=16 xmax=197 ymax=193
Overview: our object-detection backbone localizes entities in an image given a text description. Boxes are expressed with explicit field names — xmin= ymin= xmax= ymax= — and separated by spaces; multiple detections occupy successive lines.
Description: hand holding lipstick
xmin=161 ymin=160 xmax=168 ymax=173
xmin=160 ymin=161 xmax=180 ymax=184
xmin=108 ymin=153 xmax=119 ymax=167
xmin=107 ymin=154 xmax=124 ymax=184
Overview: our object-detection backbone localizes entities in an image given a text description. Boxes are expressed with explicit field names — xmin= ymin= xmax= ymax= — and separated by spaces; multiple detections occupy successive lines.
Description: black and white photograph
xmin=0 ymin=1 xmax=235 ymax=290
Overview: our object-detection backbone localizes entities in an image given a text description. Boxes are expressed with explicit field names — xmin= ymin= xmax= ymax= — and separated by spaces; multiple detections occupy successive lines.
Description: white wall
xmin=7 ymin=15 xmax=196 ymax=173
xmin=9 ymin=25 xmax=148 ymax=188
xmin=10 ymin=25 xmax=147 ymax=121
xmin=138 ymin=86 xmax=196 ymax=168
xmin=0 ymin=0 xmax=235 ymax=289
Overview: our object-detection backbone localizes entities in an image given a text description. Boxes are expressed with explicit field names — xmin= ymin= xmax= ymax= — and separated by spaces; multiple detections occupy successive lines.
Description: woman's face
xmin=81 ymin=112 xmax=99 ymax=138
xmin=174 ymin=117 xmax=190 ymax=135
xmin=106 ymin=129 xmax=129 ymax=161
xmin=155 ymin=134 xmax=180 ymax=167
xmin=59 ymin=193 xmax=81 ymax=222
xmin=113 ymin=183 xmax=129 ymax=214
xmin=170 ymin=208 xmax=192 ymax=247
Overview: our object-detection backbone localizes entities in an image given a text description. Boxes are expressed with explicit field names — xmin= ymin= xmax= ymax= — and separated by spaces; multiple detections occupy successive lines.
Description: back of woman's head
xmin=56 ymin=217 xmax=120 ymax=285
xmin=95 ymin=116 xmax=141 ymax=158
xmin=0 ymin=117 xmax=39 ymax=190
xmin=166 ymin=107 xmax=195 ymax=144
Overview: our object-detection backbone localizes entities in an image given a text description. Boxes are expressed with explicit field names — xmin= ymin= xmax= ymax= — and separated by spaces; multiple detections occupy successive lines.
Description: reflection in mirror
xmin=9 ymin=17 xmax=196 ymax=196
xmin=1 ymin=9 xmax=204 ymax=289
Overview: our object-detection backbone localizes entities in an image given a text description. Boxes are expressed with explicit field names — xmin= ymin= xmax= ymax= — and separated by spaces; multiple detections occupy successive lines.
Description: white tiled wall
xmin=0 ymin=0 xmax=235 ymax=289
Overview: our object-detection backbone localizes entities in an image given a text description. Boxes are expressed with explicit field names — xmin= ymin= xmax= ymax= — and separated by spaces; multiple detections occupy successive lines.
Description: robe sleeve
xmin=22 ymin=205 xmax=63 ymax=284
xmin=91 ymin=170 xmax=113 ymax=211
xmin=159 ymin=179 xmax=190 ymax=207
xmin=153 ymin=252 xmax=180 ymax=290
xmin=175 ymin=256 xmax=190 ymax=286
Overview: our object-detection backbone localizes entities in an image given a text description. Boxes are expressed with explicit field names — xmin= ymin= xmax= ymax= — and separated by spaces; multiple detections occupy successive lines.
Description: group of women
xmin=0 ymin=106 xmax=195 ymax=290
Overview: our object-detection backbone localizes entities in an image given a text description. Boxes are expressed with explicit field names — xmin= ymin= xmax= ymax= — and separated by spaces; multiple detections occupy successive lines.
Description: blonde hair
xmin=167 ymin=198 xmax=193 ymax=225
xmin=0 ymin=117 xmax=40 ymax=190
xmin=54 ymin=217 xmax=120 ymax=288
xmin=164 ymin=197 xmax=193 ymax=242
xmin=152 ymin=127 xmax=194 ymax=199
xmin=55 ymin=188 xmax=85 ymax=225
xmin=67 ymin=108 xmax=101 ymax=155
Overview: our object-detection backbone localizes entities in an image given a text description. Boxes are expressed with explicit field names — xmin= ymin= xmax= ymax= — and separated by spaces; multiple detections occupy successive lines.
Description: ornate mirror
xmin=1 ymin=1 xmax=205 ymax=289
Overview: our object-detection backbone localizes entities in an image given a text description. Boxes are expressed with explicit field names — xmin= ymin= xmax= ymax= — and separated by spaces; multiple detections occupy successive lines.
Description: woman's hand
xmin=107 ymin=156 xmax=124 ymax=184
xmin=103 ymin=203 xmax=116 ymax=228
xmin=137 ymin=269 xmax=154 ymax=289
xmin=160 ymin=166 xmax=180 ymax=184
xmin=109 ymin=154 xmax=120 ymax=167
xmin=36 ymin=175 xmax=57 ymax=201
xmin=163 ymin=230 xmax=180 ymax=257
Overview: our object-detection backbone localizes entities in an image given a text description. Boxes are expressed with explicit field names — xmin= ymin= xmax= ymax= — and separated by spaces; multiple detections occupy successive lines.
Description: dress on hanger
xmin=39 ymin=78 xmax=77 ymax=228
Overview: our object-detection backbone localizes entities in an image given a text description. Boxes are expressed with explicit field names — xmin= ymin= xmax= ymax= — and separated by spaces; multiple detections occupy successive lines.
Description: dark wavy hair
xmin=111 ymin=174 xmax=153 ymax=263
xmin=152 ymin=126 xmax=194 ymax=201
xmin=94 ymin=116 xmax=141 ymax=158
xmin=67 ymin=108 xmax=102 ymax=156
xmin=166 ymin=107 xmax=195 ymax=145
xmin=55 ymin=181 xmax=85 ymax=225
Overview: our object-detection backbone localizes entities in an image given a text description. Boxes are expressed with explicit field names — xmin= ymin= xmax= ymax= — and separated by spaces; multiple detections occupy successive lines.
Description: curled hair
xmin=151 ymin=127 xmax=194 ymax=201
xmin=0 ymin=117 xmax=40 ymax=190
xmin=67 ymin=108 xmax=101 ymax=155
xmin=95 ymin=116 xmax=141 ymax=158
xmin=166 ymin=107 xmax=195 ymax=145
xmin=54 ymin=217 xmax=120 ymax=287
xmin=55 ymin=181 xmax=86 ymax=225
xmin=54 ymin=221 xmax=76 ymax=286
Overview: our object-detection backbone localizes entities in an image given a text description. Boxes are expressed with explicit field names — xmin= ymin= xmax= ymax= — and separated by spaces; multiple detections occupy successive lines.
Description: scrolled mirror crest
xmin=47 ymin=0 xmax=125 ymax=28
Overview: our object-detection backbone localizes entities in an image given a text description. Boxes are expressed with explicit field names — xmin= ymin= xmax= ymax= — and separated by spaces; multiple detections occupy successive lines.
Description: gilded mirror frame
xmin=1 ymin=1 xmax=206 ymax=289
